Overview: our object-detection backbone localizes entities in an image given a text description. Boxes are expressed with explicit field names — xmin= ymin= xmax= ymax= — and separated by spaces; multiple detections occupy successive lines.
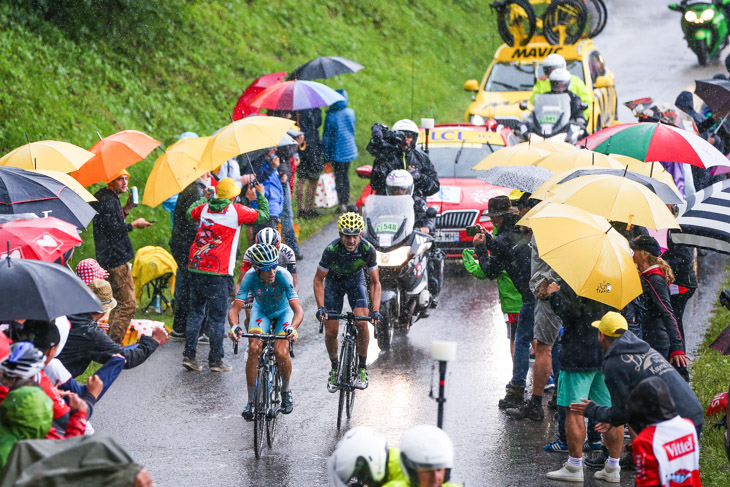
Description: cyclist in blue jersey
xmin=313 ymin=212 xmax=382 ymax=391
xmin=228 ymin=243 xmax=303 ymax=419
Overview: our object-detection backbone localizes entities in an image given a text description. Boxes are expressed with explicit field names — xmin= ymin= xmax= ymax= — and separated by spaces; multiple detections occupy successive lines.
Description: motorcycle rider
xmin=385 ymin=170 xmax=443 ymax=308
xmin=547 ymin=68 xmax=587 ymax=128
xmin=368 ymin=119 xmax=440 ymax=199
xmin=327 ymin=426 xmax=406 ymax=486
xmin=530 ymin=53 xmax=591 ymax=119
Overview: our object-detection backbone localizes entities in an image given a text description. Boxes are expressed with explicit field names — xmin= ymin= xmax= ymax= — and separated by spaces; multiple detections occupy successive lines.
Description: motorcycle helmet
xmin=0 ymin=342 xmax=46 ymax=380
xmin=327 ymin=426 xmax=389 ymax=487
xmin=338 ymin=212 xmax=365 ymax=236
xmin=255 ymin=227 xmax=281 ymax=248
xmin=248 ymin=243 xmax=279 ymax=270
xmin=392 ymin=119 xmax=419 ymax=149
xmin=385 ymin=169 xmax=414 ymax=196
xmin=399 ymin=424 xmax=454 ymax=486
xmin=542 ymin=53 xmax=566 ymax=77
xmin=549 ymin=68 xmax=571 ymax=94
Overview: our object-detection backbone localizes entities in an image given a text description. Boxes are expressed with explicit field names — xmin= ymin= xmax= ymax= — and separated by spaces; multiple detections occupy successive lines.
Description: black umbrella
xmin=556 ymin=168 xmax=683 ymax=204
xmin=287 ymin=56 xmax=364 ymax=81
xmin=672 ymin=179 xmax=730 ymax=253
xmin=695 ymin=79 xmax=730 ymax=117
xmin=0 ymin=254 xmax=102 ymax=320
xmin=0 ymin=167 xmax=96 ymax=229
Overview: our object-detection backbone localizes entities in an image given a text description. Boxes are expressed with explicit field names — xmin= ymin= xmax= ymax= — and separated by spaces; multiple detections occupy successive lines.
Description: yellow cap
xmin=106 ymin=169 xmax=130 ymax=184
xmin=509 ymin=189 xmax=524 ymax=200
xmin=216 ymin=177 xmax=241 ymax=200
xmin=591 ymin=311 xmax=628 ymax=337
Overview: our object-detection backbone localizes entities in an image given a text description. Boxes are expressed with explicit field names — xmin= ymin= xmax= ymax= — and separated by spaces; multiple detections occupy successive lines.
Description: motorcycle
xmin=517 ymin=92 xmax=587 ymax=145
xmin=669 ymin=0 xmax=729 ymax=66
xmin=362 ymin=194 xmax=434 ymax=351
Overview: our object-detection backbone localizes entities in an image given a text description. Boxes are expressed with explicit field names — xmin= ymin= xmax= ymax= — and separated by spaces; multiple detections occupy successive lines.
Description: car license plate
xmin=434 ymin=231 xmax=459 ymax=242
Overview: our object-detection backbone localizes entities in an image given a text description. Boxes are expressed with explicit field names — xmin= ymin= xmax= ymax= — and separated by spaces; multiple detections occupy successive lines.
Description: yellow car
xmin=464 ymin=35 xmax=617 ymax=133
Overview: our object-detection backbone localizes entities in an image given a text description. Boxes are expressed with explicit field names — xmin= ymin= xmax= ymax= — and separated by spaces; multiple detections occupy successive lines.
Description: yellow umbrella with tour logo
xmin=522 ymin=203 xmax=641 ymax=309
xmin=472 ymin=145 xmax=551 ymax=171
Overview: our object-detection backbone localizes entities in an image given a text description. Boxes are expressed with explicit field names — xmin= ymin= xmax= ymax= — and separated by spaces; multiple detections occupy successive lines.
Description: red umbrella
xmin=232 ymin=71 xmax=289 ymax=120
xmin=0 ymin=216 xmax=82 ymax=262
xmin=71 ymin=130 xmax=161 ymax=187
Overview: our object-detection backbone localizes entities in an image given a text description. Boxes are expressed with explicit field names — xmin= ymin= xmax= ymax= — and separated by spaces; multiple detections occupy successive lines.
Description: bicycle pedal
xmin=267 ymin=408 xmax=277 ymax=419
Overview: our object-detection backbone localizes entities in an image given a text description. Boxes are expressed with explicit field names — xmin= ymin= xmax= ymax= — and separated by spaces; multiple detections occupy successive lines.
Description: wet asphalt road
xmin=94 ymin=1 xmax=730 ymax=485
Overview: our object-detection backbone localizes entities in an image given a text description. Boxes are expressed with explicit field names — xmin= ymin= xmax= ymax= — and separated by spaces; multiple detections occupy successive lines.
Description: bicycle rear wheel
xmin=543 ymin=0 xmax=587 ymax=45
xmin=494 ymin=0 xmax=537 ymax=47
xmin=253 ymin=368 xmax=267 ymax=458
xmin=266 ymin=365 xmax=281 ymax=449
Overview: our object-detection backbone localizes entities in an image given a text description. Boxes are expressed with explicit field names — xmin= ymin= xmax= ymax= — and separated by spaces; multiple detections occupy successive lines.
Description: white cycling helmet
xmin=543 ymin=53 xmax=566 ymax=77
xmin=255 ymin=227 xmax=281 ymax=248
xmin=392 ymin=119 xmax=419 ymax=136
xmin=327 ymin=426 xmax=389 ymax=487
xmin=399 ymin=425 xmax=454 ymax=486
xmin=385 ymin=169 xmax=414 ymax=196
xmin=549 ymin=68 xmax=572 ymax=93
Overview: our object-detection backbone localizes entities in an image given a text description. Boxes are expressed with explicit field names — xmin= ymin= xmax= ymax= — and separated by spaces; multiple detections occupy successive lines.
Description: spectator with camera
xmin=367 ymin=119 xmax=440 ymax=199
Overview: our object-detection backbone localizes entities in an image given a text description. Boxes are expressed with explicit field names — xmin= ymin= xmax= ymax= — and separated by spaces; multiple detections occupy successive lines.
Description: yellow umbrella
xmin=0 ymin=140 xmax=95 ymax=173
xmin=472 ymin=145 xmax=551 ymax=171
xmin=531 ymin=150 xmax=624 ymax=174
xmin=526 ymin=139 xmax=576 ymax=152
xmin=525 ymin=174 xmax=680 ymax=230
xmin=200 ymin=116 xmax=295 ymax=172
xmin=142 ymin=137 xmax=211 ymax=208
xmin=33 ymin=170 xmax=96 ymax=202
xmin=609 ymin=154 xmax=681 ymax=194
xmin=524 ymin=202 xmax=641 ymax=309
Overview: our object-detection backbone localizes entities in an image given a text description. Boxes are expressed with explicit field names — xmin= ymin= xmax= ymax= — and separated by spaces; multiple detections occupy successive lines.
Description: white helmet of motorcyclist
xmin=549 ymin=68 xmax=571 ymax=94
xmin=399 ymin=424 xmax=454 ymax=486
xmin=326 ymin=426 xmax=389 ymax=487
xmin=392 ymin=119 xmax=419 ymax=135
xmin=386 ymin=169 xmax=414 ymax=196
xmin=543 ymin=53 xmax=566 ymax=77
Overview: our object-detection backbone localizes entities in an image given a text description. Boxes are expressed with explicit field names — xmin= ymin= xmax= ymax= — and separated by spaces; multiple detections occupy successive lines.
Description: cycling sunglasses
xmin=256 ymin=263 xmax=278 ymax=272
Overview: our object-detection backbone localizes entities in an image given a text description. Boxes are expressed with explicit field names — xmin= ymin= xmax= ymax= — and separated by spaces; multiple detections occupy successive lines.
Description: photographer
xmin=367 ymin=119 xmax=440 ymax=198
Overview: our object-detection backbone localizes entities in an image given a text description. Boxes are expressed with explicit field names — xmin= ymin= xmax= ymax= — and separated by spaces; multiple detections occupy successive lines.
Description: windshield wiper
xmin=453 ymin=140 xmax=467 ymax=179
xmin=491 ymin=81 xmax=521 ymax=91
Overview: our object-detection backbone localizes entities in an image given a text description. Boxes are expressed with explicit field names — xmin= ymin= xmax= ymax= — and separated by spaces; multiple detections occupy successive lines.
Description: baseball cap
xmin=216 ymin=178 xmax=242 ymax=200
xmin=76 ymin=259 xmax=109 ymax=285
xmin=591 ymin=311 xmax=628 ymax=337
xmin=88 ymin=279 xmax=117 ymax=313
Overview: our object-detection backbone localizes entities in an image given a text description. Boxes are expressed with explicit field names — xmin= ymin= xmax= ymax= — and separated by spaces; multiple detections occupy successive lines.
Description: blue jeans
xmin=511 ymin=300 xmax=535 ymax=387
xmin=281 ymin=184 xmax=300 ymax=255
xmin=59 ymin=356 xmax=125 ymax=403
xmin=185 ymin=272 xmax=229 ymax=364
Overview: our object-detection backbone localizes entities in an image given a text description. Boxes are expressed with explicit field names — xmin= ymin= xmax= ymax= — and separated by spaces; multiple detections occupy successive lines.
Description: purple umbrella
xmin=248 ymin=80 xmax=344 ymax=112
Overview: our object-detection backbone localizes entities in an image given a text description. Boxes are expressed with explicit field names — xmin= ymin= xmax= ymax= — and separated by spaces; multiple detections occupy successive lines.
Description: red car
xmin=356 ymin=123 xmax=519 ymax=257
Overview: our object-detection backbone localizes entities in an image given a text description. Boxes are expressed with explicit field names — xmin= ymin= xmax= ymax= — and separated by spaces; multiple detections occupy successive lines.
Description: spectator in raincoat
xmin=323 ymin=89 xmax=358 ymax=212
xmin=250 ymin=147 xmax=284 ymax=234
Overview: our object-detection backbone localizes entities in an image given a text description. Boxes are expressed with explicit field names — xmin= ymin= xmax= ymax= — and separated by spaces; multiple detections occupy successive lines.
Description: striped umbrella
xmin=579 ymin=122 xmax=729 ymax=169
xmin=248 ymin=80 xmax=344 ymax=112
xmin=673 ymin=179 xmax=730 ymax=254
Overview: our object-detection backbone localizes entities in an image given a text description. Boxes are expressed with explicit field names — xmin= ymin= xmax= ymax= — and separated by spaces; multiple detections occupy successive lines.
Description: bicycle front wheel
xmin=543 ymin=0 xmax=587 ymax=45
xmin=346 ymin=343 xmax=357 ymax=419
xmin=253 ymin=368 xmax=268 ymax=458
xmin=495 ymin=0 xmax=536 ymax=47
xmin=336 ymin=340 xmax=351 ymax=431
xmin=266 ymin=365 xmax=281 ymax=449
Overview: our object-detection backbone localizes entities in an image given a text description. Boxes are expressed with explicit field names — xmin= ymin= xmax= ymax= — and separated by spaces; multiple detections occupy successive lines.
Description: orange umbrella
xmin=71 ymin=130 xmax=161 ymax=186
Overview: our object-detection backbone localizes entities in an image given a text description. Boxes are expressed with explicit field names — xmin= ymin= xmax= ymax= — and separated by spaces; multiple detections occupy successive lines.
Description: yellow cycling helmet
xmin=338 ymin=212 xmax=365 ymax=236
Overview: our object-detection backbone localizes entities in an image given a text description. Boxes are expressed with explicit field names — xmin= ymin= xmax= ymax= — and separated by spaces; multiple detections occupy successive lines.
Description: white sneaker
xmin=546 ymin=462 xmax=584 ymax=482
xmin=594 ymin=464 xmax=620 ymax=483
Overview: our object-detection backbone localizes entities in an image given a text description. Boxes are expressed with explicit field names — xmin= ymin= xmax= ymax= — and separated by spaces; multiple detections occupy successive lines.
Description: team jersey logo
xmin=662 ymin=434 xmax=695 ymax=461
xmin=668 ymin=469 xmax=692 ymax=485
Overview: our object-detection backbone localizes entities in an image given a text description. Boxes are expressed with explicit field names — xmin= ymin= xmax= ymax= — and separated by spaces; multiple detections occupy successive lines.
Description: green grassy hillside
xmin=0 ymin=0 xmax=501 ymax=265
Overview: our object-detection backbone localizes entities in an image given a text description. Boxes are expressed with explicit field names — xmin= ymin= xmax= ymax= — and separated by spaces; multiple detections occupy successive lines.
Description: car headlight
xmin=685 ymin=10 xmax=698 ymax=22
xmin=470 ymin=114 xmax=486 ymax=125
xmin=701 ymin=8 xmax=714 ymax=21
xmin=377 ymin=247 xmax=410 ymax=267
xmin=479 ymin=210 xmax=491 ymax=223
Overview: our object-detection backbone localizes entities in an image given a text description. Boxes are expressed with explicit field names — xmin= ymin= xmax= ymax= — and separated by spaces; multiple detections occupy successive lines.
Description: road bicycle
xmin=491 ymin=0 xmax=605 ymax=46
xmin=320 ymin=312 xmax=373 ymax=431
xmin=237 ymin=333 xmax=294 ymax=459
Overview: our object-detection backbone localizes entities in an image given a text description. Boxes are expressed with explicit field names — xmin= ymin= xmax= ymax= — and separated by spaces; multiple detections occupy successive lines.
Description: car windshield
xmin=429 ymin=144 xmax=498 ymax=179
xmin=484 ymin=62 xmax=536 ymax=92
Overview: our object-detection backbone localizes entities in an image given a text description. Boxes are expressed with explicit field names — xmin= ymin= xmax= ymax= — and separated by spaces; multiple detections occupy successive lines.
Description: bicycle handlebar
xmin=324 ymin=312 xmax=373 ymax=322
xmin=239 ymin=333 xmax=295 ymax=358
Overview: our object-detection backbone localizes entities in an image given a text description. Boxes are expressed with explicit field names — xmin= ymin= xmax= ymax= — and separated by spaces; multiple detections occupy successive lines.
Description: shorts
xmin=557 ymin=370 xmax=611 ymax=408
xmin=297 ymin=158 xmax=324 ymax=181
xmin=324 ymin=274 xmax=368 ymax=313
xmin=248 ymin=305 xmax=294 ymax=336
xmin=533 ymin=300 xmax=562 ymax=346
xmin=504 ymin=313 xmax=519 ymax=340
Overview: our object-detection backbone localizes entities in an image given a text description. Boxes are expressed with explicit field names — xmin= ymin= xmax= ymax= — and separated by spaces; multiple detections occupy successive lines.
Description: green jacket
xmin=386 ymin=447 xmax=407 ymax=483
xmin=0 ymin=386 xmax=53 ymax=469
xmin=383 ymin=481 xmax=461 ymax=487
xmin=531 ymin=75 xmax=592 ymax=119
